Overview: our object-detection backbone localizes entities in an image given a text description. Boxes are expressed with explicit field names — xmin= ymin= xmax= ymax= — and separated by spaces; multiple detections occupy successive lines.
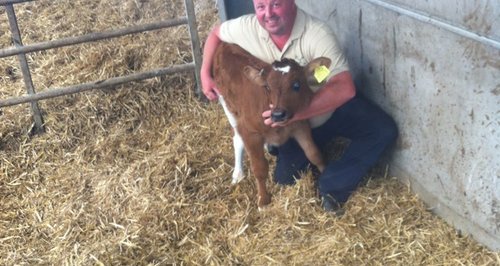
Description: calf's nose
xmin=271 ymin=108 xmax=288 ymax=122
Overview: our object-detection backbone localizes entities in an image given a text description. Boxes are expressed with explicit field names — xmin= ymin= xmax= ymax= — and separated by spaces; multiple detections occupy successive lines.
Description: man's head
xmin=252 ymin=0 xmax=297 ymax=36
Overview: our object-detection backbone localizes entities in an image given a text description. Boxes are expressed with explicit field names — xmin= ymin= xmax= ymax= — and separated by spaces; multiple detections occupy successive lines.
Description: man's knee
xmin=273 ymin=155 xmax=311 ymax=185
xmin=273 ymin=173 xmax=297 ymax=185
xmin=379 ymin=115 xmax=398 ymax=146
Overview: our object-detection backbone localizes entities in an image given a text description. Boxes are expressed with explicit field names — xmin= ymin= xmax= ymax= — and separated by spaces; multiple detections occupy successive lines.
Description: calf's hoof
xmin=231 ymin=171 xmax=245 ymax=184
xmin=257 ymin=193 xmax=272 ymax=208
xmin=317 ymin=164 xmax=326 ymax=173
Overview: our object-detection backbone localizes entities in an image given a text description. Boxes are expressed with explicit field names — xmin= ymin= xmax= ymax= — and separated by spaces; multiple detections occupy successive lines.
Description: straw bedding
xmin=0 ymin=0 xmax=498 ymax=265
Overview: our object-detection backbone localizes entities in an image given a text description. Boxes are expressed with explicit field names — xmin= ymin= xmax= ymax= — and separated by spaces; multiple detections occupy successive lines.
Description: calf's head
xmin=244 ymin=57 xmax=331 ymax=123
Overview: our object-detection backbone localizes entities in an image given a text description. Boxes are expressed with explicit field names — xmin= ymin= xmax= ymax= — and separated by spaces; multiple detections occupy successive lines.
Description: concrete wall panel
xmin=381 ymin=0 xmax=500 ymax=39
xmin=297 ymin=0 xmax=500 ymax=250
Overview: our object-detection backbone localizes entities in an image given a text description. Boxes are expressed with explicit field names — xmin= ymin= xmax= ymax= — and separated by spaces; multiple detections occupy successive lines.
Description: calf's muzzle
xmin=271 ymin=108 xmax=289 ymax=122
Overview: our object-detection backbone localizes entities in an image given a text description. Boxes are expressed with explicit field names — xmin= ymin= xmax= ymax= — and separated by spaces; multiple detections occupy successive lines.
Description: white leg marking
xmin=219 ymin=96 xmax=245 ymax=184
xmin=219 ymin=96 xmax=237 ymax=128
xmin=232 ymin=131 xmax=245 ymax=184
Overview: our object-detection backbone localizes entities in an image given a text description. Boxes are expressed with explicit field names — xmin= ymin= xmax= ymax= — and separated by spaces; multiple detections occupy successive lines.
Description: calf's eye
xmin=292 ymin=81 xmax=300 ymax=92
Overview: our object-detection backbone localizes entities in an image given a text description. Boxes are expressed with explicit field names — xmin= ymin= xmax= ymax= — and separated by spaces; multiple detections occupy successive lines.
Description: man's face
xmin=253 ymin=0 xmax=296 ymax=36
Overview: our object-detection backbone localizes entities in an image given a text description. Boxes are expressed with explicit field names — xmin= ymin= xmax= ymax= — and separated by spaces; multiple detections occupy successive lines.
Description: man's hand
xmin=201 ymin=72 xmax=220 ymax=101
xmin=262 ymin=104 xmax=292 ymax=128
xmin=200 ymin=25 xmax=222 ymax=101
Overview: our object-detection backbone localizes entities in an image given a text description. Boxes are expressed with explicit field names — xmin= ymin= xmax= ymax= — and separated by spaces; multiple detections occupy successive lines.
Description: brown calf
xmin=213 ymin=42 xmax=329 ymax=208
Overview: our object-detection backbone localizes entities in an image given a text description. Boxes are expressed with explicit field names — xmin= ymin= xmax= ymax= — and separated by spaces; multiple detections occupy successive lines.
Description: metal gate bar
xmin=4 ymin=2 xmax=44 ymax=133
xmin=0 ymin=18 xmax=189 ymax=58
xmin=0 ymin=0 xmax=32 ymax=4
xmin=0 ymin=63 xmax=195 ymax=107
xmin=184 ymin=0 xmax=202 ymax=99
xmin=0 ymin=0 xmax=203 ymax=133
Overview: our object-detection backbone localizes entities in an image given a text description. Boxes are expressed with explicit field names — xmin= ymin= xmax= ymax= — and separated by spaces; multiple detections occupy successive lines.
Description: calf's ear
xmin=305 ymin=57 xmax=332 ymax=85
xmin=243 ymin=66 xmax=267 ymax=86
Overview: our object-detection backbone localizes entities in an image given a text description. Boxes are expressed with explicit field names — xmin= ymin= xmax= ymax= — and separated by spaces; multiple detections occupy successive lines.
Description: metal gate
xmin=0 ymin=0 xmax=202 ymax=134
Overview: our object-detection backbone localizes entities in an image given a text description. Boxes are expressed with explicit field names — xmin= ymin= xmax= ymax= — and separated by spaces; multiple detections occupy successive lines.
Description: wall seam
xmin=361 ymin=0 xmax=500 ymax=50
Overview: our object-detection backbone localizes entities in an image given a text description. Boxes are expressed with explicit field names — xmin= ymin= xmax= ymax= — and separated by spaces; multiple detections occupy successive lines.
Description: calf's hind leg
xmin=231 ymin=131 xmax=245 ymax=184
xmin=219 ymin=96 xmax=245 ymax=184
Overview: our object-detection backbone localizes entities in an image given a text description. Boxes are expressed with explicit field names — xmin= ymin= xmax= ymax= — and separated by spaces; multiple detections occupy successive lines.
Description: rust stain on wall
xmin=463 ymin=2 xmax=494 ymax=36
xmin=492 ymin=85 xmax=500 ymax=96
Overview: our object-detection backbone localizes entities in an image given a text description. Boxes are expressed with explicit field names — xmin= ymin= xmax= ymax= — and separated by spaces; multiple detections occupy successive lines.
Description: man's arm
xmin=200 ymin=24 xmax=222 ymax=101
xmin=263 ymin=70 xmax=356 ymax=126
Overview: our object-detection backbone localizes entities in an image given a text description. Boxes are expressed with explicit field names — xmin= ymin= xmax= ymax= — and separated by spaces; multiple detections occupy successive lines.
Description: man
xmin=201 ymin=0 xmax=398 ymax=214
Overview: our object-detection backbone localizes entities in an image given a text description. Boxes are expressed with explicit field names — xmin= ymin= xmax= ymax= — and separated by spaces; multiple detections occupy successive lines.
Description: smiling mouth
xmin=265 ymin=17 xmax=279 ymax=26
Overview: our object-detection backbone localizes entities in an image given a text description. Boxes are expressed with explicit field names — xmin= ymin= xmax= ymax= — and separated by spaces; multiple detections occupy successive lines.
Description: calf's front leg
xmin=242 ymin=134 xmax=271 ymax=207
xmin=293 ymin=124 xmax=325 ymax=173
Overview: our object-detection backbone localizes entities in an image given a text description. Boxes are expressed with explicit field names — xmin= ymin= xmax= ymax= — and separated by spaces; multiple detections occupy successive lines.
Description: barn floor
xmin=0 ymin=0 xmax=499 ymax=265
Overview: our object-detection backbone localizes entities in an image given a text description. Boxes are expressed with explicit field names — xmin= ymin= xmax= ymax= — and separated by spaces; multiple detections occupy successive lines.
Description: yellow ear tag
xmin=314 ymin=65 xmax=330 ymax=83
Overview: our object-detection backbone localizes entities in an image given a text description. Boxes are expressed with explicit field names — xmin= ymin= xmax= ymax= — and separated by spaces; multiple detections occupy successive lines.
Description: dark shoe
xmin=265 ymin=144 xmax=279 ymax=156
xmin=321 ymin=194 xmax=345 ymax=217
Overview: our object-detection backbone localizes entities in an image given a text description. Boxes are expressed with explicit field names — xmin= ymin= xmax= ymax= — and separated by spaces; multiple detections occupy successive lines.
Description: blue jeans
xmin=273 ymin=95 xmax=398 ymax=203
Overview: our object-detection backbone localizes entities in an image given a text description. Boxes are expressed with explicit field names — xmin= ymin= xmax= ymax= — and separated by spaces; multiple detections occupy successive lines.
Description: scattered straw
xmin=0 ymin=0 xmax=498 ymax=265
